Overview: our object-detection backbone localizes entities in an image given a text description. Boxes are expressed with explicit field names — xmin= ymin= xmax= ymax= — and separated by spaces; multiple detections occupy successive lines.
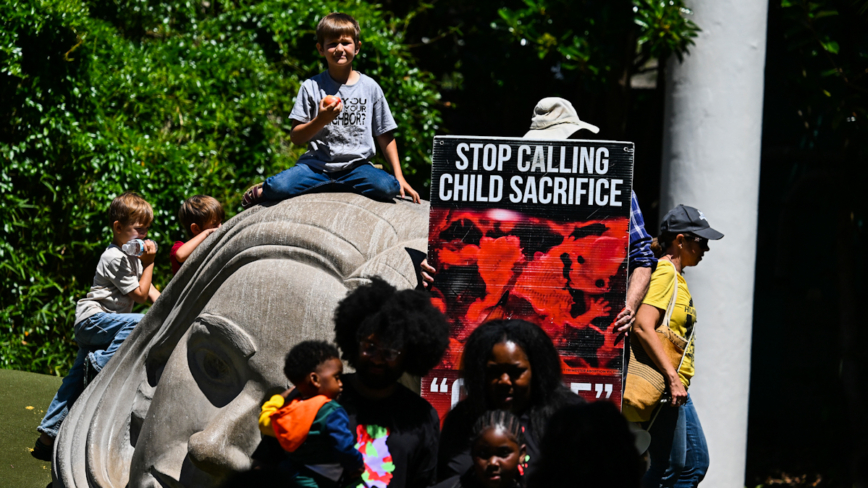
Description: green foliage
xmin=0 ymin=0 xmax=441 ymax=375
xmin=495 ymin=0 xmax=699 ymax=77
xmin=776 ymin=0 xmax=868 ymax=143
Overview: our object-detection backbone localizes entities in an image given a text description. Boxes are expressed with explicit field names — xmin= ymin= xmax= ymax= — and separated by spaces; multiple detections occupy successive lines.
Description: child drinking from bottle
xmin=32 ymin=192 xmax=160 ymax=461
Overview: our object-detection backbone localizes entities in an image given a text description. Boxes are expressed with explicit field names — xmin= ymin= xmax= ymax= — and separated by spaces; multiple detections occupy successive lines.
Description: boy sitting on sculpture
xmin=242 ymin=12 xmax=420 ymax=208
xmin=33 ymin=192 xmax=160 ymax=461
xmin=170 ymin=195 xmax=224 ymax=276
xmin=259 ymin=340 xmax=364 ymax=488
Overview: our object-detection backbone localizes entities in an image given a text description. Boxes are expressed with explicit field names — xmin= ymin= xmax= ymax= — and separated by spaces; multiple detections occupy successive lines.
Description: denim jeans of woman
xmin=643 ymin=395 xmax=709 ymax=488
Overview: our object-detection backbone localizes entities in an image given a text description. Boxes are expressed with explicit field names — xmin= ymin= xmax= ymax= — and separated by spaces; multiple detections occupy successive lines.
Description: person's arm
xmin=324 ymin=408 xmax=365 ymax=473
xmin=612 ymin=267 xmax=652 ymax=338
xmin=290 ymin=97 xmax=343 ymax=146
xmin=613 ymin=191 xmax=656 ymax=337
xmin=375 ymin=132 xmax=420 ymax=204
xmin=632 ymin=303 xmax=687 ymax=407
xmin=147 ymin=284 xmax=161 ymax=303
xmin=174 ymin=227 xmax=219 ymax=264
xmin=127 ymin=240 xmax=157 ymax=304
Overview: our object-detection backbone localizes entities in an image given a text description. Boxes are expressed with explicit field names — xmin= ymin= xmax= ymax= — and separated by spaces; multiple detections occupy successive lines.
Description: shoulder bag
xmin=622 ymin=260 xmax=696 ymax=422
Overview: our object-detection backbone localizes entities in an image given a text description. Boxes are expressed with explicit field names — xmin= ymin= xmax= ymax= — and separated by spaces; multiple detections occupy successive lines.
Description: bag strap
xmin=660 ymin=259 xmax=679 ymax=331
xmin=645 ymin=260 xmax=697 ymax=431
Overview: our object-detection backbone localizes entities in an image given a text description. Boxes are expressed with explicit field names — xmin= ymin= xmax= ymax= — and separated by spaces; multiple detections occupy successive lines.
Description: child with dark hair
xmin=528 ymin=402 xmax=644 ymax=488
xmin=433 ymin=410 xmax=527 ymax=488
xmin=332 ymin=276 xmax=449 ymax=488
xmin=258 ymin=340 xmax=364 ymax=488
xmin=170 ymin=195 xmax=224 ymax=275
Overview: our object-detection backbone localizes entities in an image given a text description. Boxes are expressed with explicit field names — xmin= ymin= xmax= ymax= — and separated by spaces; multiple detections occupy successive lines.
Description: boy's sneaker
xmin=83 ymin=357 xmax=99 ymax=388
xmin=31 ymin=437 xmax=53 ymax=462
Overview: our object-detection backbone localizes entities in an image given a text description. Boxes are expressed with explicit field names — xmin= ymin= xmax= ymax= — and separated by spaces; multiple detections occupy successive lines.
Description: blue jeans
xmin=643 ymin=395 xmax=709 ymax=488
xmin=261 ymin=162 xmax=401 ymax=202
xmin=37 ymin=312 xmax=143 ymax=438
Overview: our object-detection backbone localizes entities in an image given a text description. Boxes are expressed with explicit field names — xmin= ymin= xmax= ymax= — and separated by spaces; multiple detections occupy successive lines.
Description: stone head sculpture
xmin=52 ymin=193 xmax=429 ymax=487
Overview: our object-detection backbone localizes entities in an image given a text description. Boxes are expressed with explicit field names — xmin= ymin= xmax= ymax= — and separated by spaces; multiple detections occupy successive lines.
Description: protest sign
xmin=422 ymin=135 xmax=634 ymax=419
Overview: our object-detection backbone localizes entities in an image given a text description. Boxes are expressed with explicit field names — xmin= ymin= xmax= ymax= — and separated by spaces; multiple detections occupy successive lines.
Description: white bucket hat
xmin=523 ymin=97 xmax=600 ymax=139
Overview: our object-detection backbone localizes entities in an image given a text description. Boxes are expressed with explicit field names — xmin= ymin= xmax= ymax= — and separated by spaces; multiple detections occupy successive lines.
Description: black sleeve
xmin=408 ymin=406 xmax=440 ymax=488
xmin=436 ymin=403 xmax=474 ymax=482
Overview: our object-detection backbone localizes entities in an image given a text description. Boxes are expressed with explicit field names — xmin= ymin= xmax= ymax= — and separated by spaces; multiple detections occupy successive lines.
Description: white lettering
xmin=531 ymin=146 xmax=546 ymax=172
xmin=456 ymin=143 xmax=469 ymax=170
xmin=595 ymin=178 xmax=609 ymax=205
xmin=517 ymin=145 xmax=531 ymax=172
xmin=523 ymin=176 xmax=538 ymax=203
xmin=509 ymin=176 xmax=523 ymax=203
xmin=476 ymin=174 xmax=488 ymax=202
xmin=489 ymin=175 xmax=504 ymax=202
xmin=439 ymin=174 xmax=453 ymax=201
xmin=580 ymin=147 xmax=594 ymax=174
xmin=497 ymin=144 xmax=511 ymax=172
xmin=610 ymin=179 xmax=623 ymax=207
xmin=595 ymin=147 xmax=609 ymax=174
xmin=469 ymin=143 xmax=483 ymax=170
xmin=539 ymin=177 xmax=553 ymax=204
xmin=553 ymin=177 xmax=568 ymax=204
xmin=455 ymin=174 xmax=468 ymax=201
xmin=575 ymin=178 xmax=588 ymax=204
xmin=482 ymin=144 xmax=498 ymax=171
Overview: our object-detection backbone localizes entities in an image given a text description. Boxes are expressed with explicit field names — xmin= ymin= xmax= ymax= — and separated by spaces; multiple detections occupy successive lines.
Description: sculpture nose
xmin=187 ymin=391 xmax=259 ymax=476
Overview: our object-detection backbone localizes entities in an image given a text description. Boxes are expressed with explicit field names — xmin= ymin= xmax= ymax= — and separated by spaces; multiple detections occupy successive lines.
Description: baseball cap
xmin=660 ymin=205 xmax=724 ymax=240
xmin=523 ymin=97 xmax=600 ymax=139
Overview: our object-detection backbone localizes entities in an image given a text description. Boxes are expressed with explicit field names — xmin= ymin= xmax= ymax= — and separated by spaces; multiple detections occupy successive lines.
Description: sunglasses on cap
xmin=686 ymin=234 xmax=709 ymax=248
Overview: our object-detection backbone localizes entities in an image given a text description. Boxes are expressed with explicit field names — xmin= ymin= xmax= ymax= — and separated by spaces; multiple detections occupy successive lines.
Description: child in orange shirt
xmin=259 ymin=341 xmax=364 ymax=488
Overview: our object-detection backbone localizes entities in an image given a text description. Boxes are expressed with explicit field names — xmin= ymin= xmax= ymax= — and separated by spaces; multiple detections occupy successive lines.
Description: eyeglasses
xmin=359 ymin=340 xmax=402 ymax=362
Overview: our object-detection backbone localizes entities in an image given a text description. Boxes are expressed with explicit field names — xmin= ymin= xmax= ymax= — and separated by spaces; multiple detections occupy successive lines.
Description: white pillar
xmin=659 ymin=1 xmax=768 ymax=486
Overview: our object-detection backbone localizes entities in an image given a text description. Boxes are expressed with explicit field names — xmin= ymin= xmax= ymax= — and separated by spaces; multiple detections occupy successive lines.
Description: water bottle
xmin=122 ymin=239 xmax=157 ymax=257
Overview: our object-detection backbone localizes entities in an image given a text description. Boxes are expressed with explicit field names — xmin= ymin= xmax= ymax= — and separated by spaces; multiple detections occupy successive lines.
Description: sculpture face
xmin=129 ymin=260 xmax=344 ymax=487
xmin=50 ymin=194 xmax=430 ymax=488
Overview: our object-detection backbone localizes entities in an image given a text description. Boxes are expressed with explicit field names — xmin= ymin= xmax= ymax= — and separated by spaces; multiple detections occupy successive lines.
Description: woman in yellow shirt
xmin=632 ymin=204 xmax=723 ymax=488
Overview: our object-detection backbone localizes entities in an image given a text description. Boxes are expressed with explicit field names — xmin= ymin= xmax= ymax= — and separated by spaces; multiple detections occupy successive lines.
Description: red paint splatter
xmin=429 ymin=209 xmax=629 ymax=376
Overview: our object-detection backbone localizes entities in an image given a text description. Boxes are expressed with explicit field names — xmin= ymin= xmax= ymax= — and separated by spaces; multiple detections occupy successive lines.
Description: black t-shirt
xmin=431 ymin=468 xmax=522 ymax=488
xmin=337 ymin=375 xmax=440 ymax=488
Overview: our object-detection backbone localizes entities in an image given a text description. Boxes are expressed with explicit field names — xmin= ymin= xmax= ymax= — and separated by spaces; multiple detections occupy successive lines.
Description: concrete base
xmin=0 ymin=368 xmax=62 ymax=488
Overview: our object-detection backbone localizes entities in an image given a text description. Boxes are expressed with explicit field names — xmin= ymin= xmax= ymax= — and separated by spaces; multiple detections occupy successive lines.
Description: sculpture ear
xmin=144 ymin=333 xmax=176 ymax=387
xmin=129 ymin=380 xmax=155 ymax=448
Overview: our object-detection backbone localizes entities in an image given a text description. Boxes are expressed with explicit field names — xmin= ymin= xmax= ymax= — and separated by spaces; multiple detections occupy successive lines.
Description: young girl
xmin=434 ymin=410 xmax=527 ymax=488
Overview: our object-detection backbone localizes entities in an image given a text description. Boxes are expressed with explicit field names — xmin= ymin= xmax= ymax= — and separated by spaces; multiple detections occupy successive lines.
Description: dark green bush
xmin=0 ymin=0 xmax=441 ymax=375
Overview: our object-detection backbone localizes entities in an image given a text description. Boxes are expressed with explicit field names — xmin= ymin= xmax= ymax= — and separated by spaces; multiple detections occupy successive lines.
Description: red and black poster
xmin=422 ymin=135 xmax=634 ymax=420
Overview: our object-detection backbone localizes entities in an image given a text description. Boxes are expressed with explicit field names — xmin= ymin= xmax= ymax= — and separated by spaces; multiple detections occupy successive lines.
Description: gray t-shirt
xmin=75 ymin=244 xmax=143 ymax=325
xmin=290 ymin=71 xmax=398 ymax=172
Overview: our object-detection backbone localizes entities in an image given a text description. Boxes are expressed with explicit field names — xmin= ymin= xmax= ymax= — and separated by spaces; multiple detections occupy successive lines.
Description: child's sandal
xmin=242 ymin=183 xmax=264 ymax=209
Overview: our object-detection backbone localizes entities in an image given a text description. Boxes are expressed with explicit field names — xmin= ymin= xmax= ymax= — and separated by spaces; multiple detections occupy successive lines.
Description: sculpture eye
xmin=198 ymin=349 xmax=233 ymax=384
xmin=188 ymin=341 xmax=244 ymax=407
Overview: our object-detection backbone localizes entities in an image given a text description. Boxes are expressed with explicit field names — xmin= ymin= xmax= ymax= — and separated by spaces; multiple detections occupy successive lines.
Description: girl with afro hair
xmin=333 ymin=276 xmax=449 ymax=488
